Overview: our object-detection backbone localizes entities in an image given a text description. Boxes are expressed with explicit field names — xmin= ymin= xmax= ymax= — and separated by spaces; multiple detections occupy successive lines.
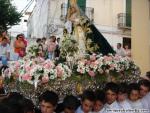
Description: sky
xmin=12 ymin=0 xmax=35 ymax=12
xmin=8 ymin=0 xmax=35 ymax=37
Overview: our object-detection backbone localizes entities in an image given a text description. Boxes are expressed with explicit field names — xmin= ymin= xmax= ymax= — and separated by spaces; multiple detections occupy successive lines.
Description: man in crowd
xmin=0 ymin=37 xmax=10 ymax=66
xmin=116 ymin=43 xmax=125 ymax=57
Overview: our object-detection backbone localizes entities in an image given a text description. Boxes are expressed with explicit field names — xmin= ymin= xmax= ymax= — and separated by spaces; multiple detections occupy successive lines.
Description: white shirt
xmin=118 ymin=100 xmax=133 ymax=113
xmin=92 ymin=108 xmax=105 ymax=113
xmin=141 ymin=92 xmax=150 ymax=113
xmin=103 ymin=101 xmax=121 ymax=113
xmin=116 ymin=48 xmax=125 ymax=57
xmin=128 ymin=99 xmax=143 ymax=109
xmin=118 ymin=100 xmax=132 ymax=109
xmin=0 ymin=44 xmax=10 ymax=57
xmin=76 ymin=106 xmax=92 ymax=113
xmin=128 ymin=99 xmax=144 ymax=113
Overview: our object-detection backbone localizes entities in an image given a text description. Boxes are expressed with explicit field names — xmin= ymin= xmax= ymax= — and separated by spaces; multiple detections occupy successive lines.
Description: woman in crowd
xmin=14 ymin=34 xmax=27 ymax=58
xmin=47 ymin=36 xmax=57 ymax=60
xmin=124 ymin=45 xmax=131 ymax=57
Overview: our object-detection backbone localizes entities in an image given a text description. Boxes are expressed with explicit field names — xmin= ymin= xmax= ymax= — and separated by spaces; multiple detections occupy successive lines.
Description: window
xmin=68 ymin=0 xmax=86 ymax=12
xmin=77 ymin=0 xmax=86 ymax=12
xmin=126 ymin=0 xmax=131 ymax=27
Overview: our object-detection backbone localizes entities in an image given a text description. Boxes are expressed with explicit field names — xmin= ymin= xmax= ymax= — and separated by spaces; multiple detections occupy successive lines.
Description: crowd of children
xmin=0 ymin=74 xmax=149 ymax=113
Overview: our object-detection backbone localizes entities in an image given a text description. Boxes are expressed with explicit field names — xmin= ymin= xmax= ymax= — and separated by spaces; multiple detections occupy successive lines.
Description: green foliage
xmin=27 ymin=45 xmax=39 ymax=58
xmin=0 ymin=0 xmax=22 ymax=30
xmin=60 ymin=36 xmax=79 ymax=58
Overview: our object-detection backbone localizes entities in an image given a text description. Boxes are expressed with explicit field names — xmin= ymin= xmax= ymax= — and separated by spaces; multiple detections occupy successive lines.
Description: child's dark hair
xmin=23 ymin=98 xmax=35 ymax=113
xmin=63 ymin=95 xmax=80 ymax=111
xmin=118 ymin=82 xmax=128 ymax=94
xmin=81 ymin=89 xmax=95 ymax=102
xmin=95 ymin=90 xmax=105 ymax=104
xmin=39 ymin=90 xmax=58 ymax=106
xmin=138 ymin=79 xmax=150 ymax=90
xmin=104 ymin=82 xmax=119 ymax=94
xmin=128 ymin=83 xmax=140 ymax=95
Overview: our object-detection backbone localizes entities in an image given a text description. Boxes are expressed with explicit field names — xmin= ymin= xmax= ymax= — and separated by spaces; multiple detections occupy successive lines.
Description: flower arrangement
xmin=1 ymin=53 xmax=140 ymax=92
xmin=5 ymin=58 xmax=72 ymax=87
xmin=75 ymin=54 xmax=139 ymax=82
xmin=60 ymin=35 xmax=78 ymax=58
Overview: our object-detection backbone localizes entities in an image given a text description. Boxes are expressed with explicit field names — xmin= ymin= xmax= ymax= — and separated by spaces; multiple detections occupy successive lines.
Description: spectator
xmin=0 ymin=30 xmax=10 ymax=44
xmin=47 ymin=36 xmax=57 ymax=60
xmin=0 ymin=37 xmax=10 ymax=66
xmin=38 ymin=44 xmax=45 ymax=58
xmin=124 ymin=45 xmax=131 ymax=57
xmin=14 ymin=34 xmax=26 ymax=58
xmin=36 ymin=38 xmax=42 ymax=46
xmin=116 ymin=43 xmax=125 ymax=57
xmin=54 ymin=37 xmax=61 ymax=58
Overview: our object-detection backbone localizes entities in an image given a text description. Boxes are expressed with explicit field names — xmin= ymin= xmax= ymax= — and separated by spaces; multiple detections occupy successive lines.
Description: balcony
xmin=118 ymin=13 xmax=131 ymax=29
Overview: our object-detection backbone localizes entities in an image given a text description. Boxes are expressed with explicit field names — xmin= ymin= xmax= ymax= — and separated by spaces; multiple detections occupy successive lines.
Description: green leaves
xmin=61 ymin=36 xmax=78 ymax=57
xmin=0 ymin=0 xmax=22 ymax=30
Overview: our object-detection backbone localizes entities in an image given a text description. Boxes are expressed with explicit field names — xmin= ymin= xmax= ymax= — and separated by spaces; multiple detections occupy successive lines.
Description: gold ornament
xmin=76 ymin=83 xmax=83 ymax=94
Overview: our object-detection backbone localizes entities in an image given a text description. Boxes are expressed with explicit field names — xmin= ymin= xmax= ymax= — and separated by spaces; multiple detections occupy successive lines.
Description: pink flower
xmin=104 ymin=56 xmax=113 ymax=62
xmin=42 ymin=76 xmax=49 ymax=83
xmin=56 ymin=66 xmax=64 ymax=77
xmin=110 ymin=64 xmax=115 ymax=70
xmin=43 ymin=64 xmax=51 ymax=69
xmin=25 ymin=66 xmax=31 ymax=71
xmin=22 ymin=74 xmax=32 ymax=80
xmin=79 ymin=68 xmax=84 ymax=74
xmin=15 ymin=62 xmax=20 ymax=69
xmin=88 ymin=70 xmax=95 ymax=77
xmin=86 ymin=60 xmax=91 ymax=65
xmin=43 ymin=61 xmax=55 ymax=69
xmin=90 ymin=54 xmax=96 ymax=61
xmin=90 ymin=61 xmax=98 ymax=68
xmin=114 ymin=55 xmax=120 ymax=61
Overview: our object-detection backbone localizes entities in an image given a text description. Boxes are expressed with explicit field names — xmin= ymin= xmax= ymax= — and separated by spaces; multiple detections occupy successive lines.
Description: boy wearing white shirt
xmin=93 ymin=90 xmax=105 ymax=113
xmin=138 ymin=79 xmax=150 ymax=98
xmin=103 ymin=82 xmax=121 ymax=113
xmin=128 ymin=83 xmax=143 ymax=113
xmin=141 ymin=92 xmax=150 ymax=113
xmin=76 ymin=90 xmax=95 ymax=113
xmin=117 ymin=83 xmax=132 ymax=113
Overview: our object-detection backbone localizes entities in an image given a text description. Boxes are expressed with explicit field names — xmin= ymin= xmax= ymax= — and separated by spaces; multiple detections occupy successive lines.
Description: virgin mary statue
xmin=65 ymin=0 xmax=115 ymax=56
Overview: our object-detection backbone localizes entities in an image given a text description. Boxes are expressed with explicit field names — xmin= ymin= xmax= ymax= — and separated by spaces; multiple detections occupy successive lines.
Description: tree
xmin=0 ymin=0 xmax=22 ymax=30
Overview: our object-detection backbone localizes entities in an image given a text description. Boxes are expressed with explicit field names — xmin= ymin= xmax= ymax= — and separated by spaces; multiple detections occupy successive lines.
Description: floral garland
xmin=4 ymin=58 xmax=72 ymax=87
xmin=75 ymin=54 xmax=139 ymax=82
xmin=2 ymin=54 xmax=140 ymax=89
